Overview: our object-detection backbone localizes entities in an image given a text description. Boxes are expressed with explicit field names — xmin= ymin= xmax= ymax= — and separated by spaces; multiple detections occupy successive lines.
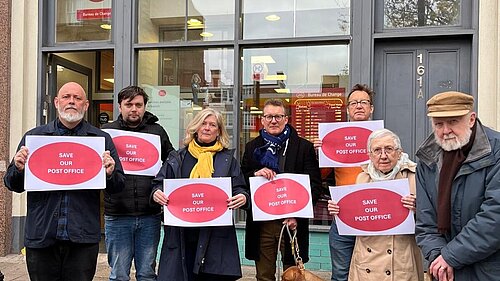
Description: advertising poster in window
xmin=143 ymin=85 xmax=180 ymax=149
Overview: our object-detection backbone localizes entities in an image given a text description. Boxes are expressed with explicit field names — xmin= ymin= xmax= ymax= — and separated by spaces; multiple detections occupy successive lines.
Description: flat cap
xmin=427 ymin=91 xmax=474 ymax=117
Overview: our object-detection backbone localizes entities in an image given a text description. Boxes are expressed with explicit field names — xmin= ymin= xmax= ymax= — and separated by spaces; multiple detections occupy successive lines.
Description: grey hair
xmin=367 ymin=128 xmax=401 ymax=150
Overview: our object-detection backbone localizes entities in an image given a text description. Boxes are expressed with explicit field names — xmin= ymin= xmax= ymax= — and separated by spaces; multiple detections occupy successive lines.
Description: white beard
xmin=434 ymin=128 xmax=472 ymax=151
xmin=57 ymin=106 xmax=84 ymax=123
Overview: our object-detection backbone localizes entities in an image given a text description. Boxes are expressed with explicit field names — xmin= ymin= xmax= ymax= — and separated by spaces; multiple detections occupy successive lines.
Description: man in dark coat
xmin=102 ymin=86 xmax=173 ymax=281
xmin=416 ymin=91 xmax=500 ymax=280
xmin=241 ymin=99 xmax=322 ymax=281
xmin=3 ymin=82 xmax=125 ymax=281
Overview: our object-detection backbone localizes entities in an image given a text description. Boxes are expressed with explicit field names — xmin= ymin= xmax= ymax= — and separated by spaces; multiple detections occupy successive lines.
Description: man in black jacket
xmin=102 ymin=86 xmax=173 ymax=281
xmin=241 ymin=99 xmax=322 ymax=281
xmin=3 ymin=82 xmax=125 ymax=281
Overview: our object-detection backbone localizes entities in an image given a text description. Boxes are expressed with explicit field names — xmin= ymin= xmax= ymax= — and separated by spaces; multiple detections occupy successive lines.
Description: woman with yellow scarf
xmin=152 ymin=108 xmax=249 ymax=281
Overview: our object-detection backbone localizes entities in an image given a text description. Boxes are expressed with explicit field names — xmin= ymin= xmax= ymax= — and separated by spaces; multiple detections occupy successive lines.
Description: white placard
xmin=250 ymin=173 xmax=313 ymax=221
xmin=25 ymin=136 xmax=105 ymax=191
xmin=319 ymin=120 xmax=384 ymax=167
xmin=163 ymin=177 xmax=232 ymax=227
xmin=103 ymin=129 xmax=161 ymax=176
xmin=330 ymin=178 xmax=415 ymax=236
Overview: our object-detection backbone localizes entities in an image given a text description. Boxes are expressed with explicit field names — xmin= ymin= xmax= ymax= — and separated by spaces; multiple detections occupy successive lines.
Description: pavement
xmin=0 ymin=253 xmax=332 ymax=281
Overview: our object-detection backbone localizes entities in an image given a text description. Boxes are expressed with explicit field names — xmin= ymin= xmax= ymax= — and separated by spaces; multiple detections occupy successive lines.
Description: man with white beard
xmin=415 ymin=91 xmax=500 ymax=281
xmin=3 ymin=82 xmax=125 ymax=281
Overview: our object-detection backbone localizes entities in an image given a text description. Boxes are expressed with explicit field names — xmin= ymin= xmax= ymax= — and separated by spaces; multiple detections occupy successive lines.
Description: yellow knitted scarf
xmin=187 ymin=140 xmax=223 ymax=178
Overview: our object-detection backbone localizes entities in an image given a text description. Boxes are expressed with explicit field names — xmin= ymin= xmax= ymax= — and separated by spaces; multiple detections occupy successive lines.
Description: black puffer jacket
xmin=102 ymin=111 xmax=173 ymax=216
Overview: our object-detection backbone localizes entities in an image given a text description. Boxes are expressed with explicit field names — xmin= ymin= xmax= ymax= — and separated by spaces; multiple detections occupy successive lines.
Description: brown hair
xmin=347 ymin=84 xmax=375 ymax=103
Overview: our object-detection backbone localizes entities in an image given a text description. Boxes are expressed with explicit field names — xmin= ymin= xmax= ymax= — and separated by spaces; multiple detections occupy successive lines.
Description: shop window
xmin=240 ymin=45 xmax=349 ymax=226
xmin=137 ymin=48 xmax=234 ymax=150
xmin=242 ymin=0 xmax=350 ymax=39
xmin=383 ymin=0 xmax=461 ymax=28
xmin=55 ymin=0 xmax=112 ymax=42
xmin=138 ymin=0 xmax=234 ymax=43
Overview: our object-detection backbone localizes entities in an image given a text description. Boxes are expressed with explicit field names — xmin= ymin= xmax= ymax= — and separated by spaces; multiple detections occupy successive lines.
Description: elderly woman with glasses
xmin=328 ymin=129 xmax=424 ymax=281
xmin=151 ymin=108 xmax=249 ymax=281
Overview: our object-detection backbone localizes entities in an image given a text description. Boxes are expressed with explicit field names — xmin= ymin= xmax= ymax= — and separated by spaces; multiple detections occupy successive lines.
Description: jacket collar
xmin=45 ymin=119 xmax=96 ymax=136
xmin=117 ymin=111 xmax=159 ymax=130
xmin=416 ymin=119 xmax=492 ymax=167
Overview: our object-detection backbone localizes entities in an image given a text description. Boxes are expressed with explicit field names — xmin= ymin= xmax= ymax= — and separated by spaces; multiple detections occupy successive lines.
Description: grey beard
xmin=434 ymin=128 xmax=472 ymax=151
xmin=58 ymin=109 xmax=84 ymax=123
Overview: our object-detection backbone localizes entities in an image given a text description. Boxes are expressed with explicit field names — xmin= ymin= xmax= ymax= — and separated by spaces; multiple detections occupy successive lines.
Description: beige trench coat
xmin=348 ymin=163 xmax=424 ymax=281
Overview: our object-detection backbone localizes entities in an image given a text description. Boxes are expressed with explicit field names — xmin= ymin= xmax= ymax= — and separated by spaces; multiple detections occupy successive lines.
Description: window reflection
xmin=240 ymin=45 xmax=349 ymax=226
xmin=138 ymin=0 xmax=234 ymax=43
xmin=384 ymin=0 xmax=460 ymax=28
xmin=138 ymin=48 xmax=234 ymax=149
xmin=243 ymin=0 xmax=350 ymax=39
xmin=56 ymin=0 xmax=112 ymax=42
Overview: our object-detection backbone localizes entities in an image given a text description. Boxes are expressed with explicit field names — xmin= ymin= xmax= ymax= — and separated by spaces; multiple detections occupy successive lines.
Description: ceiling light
xmin=200 ymin=32 xmax=214 ymax=37
xmin=187 ymin=18 xmax=202 ymax=25
xmin=104 ymin=78 xmax=114 ymax=84
xmin=100 ymin=24 xmax=112 ymax=30
xmin=274 ymin=88 xmax=290 ymax=94
xmin=265 ymin=14 xmax=281 ymax=21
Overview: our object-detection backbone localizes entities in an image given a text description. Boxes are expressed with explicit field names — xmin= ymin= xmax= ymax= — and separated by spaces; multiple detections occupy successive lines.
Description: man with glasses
xmin=416 ymin=91 xmax=500 ymax=280
xmin=242 ymin=99 xmax=322 ymax=281
xmin=316 ymin=84 xmax=375 ymax=281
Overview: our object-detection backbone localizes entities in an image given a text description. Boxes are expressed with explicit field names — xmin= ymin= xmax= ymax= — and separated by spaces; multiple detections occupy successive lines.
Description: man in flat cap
xmin=415 ymin=91 xmax=500 ymax=280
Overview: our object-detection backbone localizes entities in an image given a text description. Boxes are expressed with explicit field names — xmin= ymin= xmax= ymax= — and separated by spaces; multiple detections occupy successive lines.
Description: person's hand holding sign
xmin=153 ymin=190 xmax=169 ymax=206
xmin=401 ymin=194 xmax=416 ymax=212
xmin=102 ymin=151 xmax=115 ymax=176
xmin=227 ymin=194 xmax=247 ymax=210
xmin=14 ymin=146 xmax=29 ymax=171
xmin=327 ymin=200 xmax=340 ymax=215
xmin=254 ymin=167 xmax=276 ymax=180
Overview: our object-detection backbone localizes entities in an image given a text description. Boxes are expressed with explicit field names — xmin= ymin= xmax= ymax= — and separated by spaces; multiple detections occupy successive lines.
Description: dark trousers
xmin=255 ymin=220 xmax=294 ymax=281
xmin=26 ymin=241 xmax=99 ymax=281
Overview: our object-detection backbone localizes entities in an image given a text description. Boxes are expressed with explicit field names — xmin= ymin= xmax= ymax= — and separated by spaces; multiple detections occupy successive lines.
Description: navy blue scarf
xmin=253 ymin=124 xmax=291 ymax=172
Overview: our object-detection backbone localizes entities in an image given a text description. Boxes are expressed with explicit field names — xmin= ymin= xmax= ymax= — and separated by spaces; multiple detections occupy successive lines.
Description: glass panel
xmin=138 ymin=0 xmax=234 ymax=43
xmin=98 ymin=51 xmax=114 ymax=92
xmin=240 ymin=45 xmax=349 ymax=225
xmin=56 ymin=0 xmax=112 ymax=42
xmin=187 ymin=0 xmax=235 ymax=41
xmin=137 ymin=48 xmax=235 ymax=149
xmin=243 ymin=0 xmax=350 ymax=39
xmin=384 ymin=0 xmax=460 ymax=28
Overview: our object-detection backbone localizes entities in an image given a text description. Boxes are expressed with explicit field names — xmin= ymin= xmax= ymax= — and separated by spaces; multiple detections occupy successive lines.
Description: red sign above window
xmin=76 ymin=8 xmax=112 ymax=21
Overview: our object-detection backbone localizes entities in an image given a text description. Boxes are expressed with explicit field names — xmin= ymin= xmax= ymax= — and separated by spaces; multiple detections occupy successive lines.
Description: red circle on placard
xmin=337 ymin=188 xmax=409 ymax=231
xmin=321 ymin=127 xmax=372 ymax=164
xmin=113 ymin=136 xmax=159 ymax=171
xmin=253 ymin=178 xmax=310 ymax=215
xmin=29 ymin=142 xmax=102 ymax=185
xmin=167 ymin=183 xmax=228 ymax=223
xmin=158 ymin=90 xmax=167 ymax=97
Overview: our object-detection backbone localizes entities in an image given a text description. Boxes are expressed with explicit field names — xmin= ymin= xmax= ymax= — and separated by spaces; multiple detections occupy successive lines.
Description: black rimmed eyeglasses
xmin=262 ymin=115 xmax=286 ymax=122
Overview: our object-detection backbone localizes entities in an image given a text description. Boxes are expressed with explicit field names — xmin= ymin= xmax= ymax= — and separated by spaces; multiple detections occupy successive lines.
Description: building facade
xmin=1 ymin=0 xmax=500 ymax=271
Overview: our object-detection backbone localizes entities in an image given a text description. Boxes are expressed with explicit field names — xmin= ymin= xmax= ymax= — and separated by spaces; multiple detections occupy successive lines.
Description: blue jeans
xmin=105 ymin=215 xmax=161 ymax=281
xmin=329 ymin=221 xmax=355 ymax=281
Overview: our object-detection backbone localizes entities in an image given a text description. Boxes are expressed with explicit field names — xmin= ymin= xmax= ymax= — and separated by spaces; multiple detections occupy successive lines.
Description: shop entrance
xmin=44 ymin=51 xmax=115 ymax=231
xmin=45 ymin=51 xmax=114 ymax=128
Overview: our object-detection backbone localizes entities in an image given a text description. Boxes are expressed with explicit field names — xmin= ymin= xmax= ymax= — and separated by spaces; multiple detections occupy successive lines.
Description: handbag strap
xmin=276 ymin=224 xmax=304 ymax=280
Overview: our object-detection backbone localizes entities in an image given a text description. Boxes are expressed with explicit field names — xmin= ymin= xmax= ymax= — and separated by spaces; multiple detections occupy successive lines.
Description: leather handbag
xmin=278 ymin=225 xmax=325 ymax=281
